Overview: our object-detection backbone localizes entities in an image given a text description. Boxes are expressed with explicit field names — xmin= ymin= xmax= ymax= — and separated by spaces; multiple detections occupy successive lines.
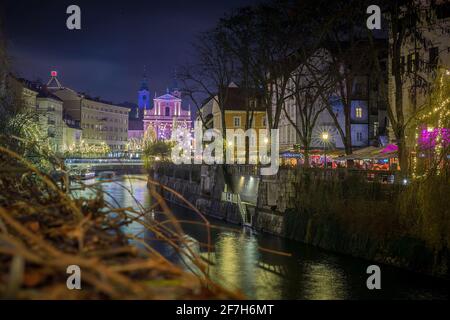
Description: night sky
xmin=2 ymin=0 xmax=258 ymax=105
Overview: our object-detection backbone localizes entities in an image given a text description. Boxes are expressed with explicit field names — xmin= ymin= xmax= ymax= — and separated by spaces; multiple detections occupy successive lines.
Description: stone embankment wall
xmin=151 ymin=164 xmax=449 ymax=279
xmin=151 ymin=164 xmax=242 ymax=224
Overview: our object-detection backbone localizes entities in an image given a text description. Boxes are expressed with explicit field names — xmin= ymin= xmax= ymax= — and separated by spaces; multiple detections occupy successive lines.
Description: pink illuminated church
xmin=144 ymin=85 xmax=191 ymax=141
xmin=128 ymin=70 xmax=191 ymax=142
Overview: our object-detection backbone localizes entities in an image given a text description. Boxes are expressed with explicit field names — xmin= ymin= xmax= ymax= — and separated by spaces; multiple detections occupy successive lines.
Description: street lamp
xmin=321 ymin=132 xmax=329 ymax=169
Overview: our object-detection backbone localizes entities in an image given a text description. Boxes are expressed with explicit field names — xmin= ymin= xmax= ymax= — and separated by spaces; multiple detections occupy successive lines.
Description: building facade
xmin=143 ymin=88 xmax=191 ymax=141
xmin=48 ymin=73 xmax=130 ymax=152
xmin=388 ymin=3 xmax=450 ymax=147
xmin=36 ymin=89 xmax=64 ymax=152
xmin=62 ymin=114 xmax=82 ymax=150
xmin=277 ymin=47 xmax=389 ymax=153
xmin=198 ymin=84 xmax=267 ymax=146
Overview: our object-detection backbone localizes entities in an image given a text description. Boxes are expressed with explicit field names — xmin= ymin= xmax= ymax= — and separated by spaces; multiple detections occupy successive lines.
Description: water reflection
xmin=72 ymin=174 xmax=449 ymax=300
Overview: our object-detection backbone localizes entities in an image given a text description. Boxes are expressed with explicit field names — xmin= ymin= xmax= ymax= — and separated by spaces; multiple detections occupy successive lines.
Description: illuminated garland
xmin=412 ymin=68 xmax=450 ymax=179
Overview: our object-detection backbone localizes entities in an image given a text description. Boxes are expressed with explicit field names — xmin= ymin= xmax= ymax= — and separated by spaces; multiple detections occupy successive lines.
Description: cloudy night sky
xmin=2 ymin=0 xmax=257 ymax=105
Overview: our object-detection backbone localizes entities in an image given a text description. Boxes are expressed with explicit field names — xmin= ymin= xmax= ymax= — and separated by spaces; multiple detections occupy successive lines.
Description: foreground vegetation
xmin=0 ymin=146 xmax=239 ymax=299
xmin=284 ymin=169 xmax=450 ymax=277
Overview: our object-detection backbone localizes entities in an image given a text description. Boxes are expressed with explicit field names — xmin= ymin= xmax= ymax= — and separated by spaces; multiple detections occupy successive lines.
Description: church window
xmin=165 ymin=107 xmax=170 ymax=116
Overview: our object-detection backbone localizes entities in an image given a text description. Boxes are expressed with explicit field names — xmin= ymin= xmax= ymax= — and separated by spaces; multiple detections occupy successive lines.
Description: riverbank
xmin=0 ymin=149 xmax=238 ymax=299
xmin=151 ymin=163 xmax=450 ymax=280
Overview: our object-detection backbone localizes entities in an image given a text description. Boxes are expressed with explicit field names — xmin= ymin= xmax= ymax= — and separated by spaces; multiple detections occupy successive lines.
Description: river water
xmin=78 ymin=174 xmax=448 ymax=300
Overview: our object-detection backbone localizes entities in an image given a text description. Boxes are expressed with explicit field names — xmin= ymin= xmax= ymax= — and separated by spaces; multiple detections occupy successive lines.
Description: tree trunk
xmin=303 ymin=148 xmax=310 ymax=168
xmin=396 ymin=127 xmax=409 ymax=178
xmin=344 ymin=101 xmax=352 ymax=155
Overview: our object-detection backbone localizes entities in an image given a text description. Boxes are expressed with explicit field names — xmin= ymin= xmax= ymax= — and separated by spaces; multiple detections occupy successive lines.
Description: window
xmin=233 ymin=116 xmax=241 ymax=127
xmin=374 ymin=121 xmax=379 ymax=137
xmin=429 ymin=47 xmax=439 ymax=69
xmin=407 ymin=52 xmax=419 ymax=72
xmin=356 ymin=132 xmax=363 ymax=142
xmin=355 ymin=107 xmax=363 ymax=118
xmin=398 ymin=56 xmax=406 ymax=75
xmin=262 ymin=117 xmax=266 ymax=127
xmin=165 ymin=107 xmax=170 ymax=116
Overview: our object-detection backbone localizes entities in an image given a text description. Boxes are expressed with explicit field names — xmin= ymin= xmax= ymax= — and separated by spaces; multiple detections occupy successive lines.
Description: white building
xmin=47 ymin=72 xmax=130 ymax=152
xmin=276 ymin=48 xmax=388 ymax=153
xmin=36 ymin=89 xmax=64 ymax=152
xmin=387 ymin=3 xmax=450 ymax=145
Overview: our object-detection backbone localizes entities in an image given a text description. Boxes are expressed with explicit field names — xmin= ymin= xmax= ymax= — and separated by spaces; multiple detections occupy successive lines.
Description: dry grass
xmin=0 ymin=146 xmax=243 ymax=299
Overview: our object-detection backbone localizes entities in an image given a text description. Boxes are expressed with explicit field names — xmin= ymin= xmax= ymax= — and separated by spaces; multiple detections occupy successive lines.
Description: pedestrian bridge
xmin=65 ymin=158 xmax=145 ymax=174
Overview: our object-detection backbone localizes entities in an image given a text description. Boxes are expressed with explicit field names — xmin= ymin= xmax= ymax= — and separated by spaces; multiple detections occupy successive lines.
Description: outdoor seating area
xmin=280 ymin=144 xmax=400 ymax=171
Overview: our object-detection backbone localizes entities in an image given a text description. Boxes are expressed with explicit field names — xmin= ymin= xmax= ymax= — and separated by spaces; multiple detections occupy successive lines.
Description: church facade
xmin=128 ymin=72 xmax=192 ymax=144
xmin=143 ymin=88 xmax=191 ymax=141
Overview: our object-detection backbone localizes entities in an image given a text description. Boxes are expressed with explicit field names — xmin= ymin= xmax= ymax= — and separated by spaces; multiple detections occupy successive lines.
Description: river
xmin=77 ymin=174 xmax=448 ymax=300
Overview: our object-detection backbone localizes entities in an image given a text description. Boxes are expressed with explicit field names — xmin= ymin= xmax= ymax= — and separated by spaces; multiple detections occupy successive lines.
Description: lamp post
xmin=321 ymin=132 xmax=329 ymax=169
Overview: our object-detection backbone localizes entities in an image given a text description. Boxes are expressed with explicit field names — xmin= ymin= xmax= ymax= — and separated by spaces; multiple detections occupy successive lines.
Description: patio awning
xmin=280 ymin=151 xmax=303 ymax=158
xmin=333 ymin=145 xmax=398 ymax=161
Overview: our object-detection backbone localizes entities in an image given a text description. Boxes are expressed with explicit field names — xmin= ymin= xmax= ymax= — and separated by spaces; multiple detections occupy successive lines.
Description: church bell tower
xmin=138 ymin=67 xmax=150 ymax=116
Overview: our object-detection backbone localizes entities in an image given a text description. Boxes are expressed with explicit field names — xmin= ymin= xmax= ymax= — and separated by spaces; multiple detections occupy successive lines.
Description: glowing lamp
xmin=51 ymin=71 xmax=58 ymax=77
xmin=321 ymin=132 xmax=329 ymax=141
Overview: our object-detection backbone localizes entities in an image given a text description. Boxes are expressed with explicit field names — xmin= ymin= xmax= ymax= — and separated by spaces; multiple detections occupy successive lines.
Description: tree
xmin=219 ymin=2 xmax=301 ymax=130
xmin=364 ymin=0 xmax=448 ymax=177
xmin=283 ymin=49 xmax=334 ymax=167
xmin=179 ymin=27 xmax=237 ymax=156
xmin=143 ymin=140 xmax=173 ymax=161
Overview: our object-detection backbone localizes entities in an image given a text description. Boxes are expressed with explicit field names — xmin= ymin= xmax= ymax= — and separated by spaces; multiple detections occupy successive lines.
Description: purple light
xmin=381 ymin=144 xmax=398 ymax=153
xmin=418 ymin=126 xmax=450 ymax=149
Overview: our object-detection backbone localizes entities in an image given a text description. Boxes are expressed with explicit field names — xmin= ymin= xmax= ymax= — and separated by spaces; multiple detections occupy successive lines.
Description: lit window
xmin=233 ymin=116 xmax=241 ymax=127
xmin=356 ymin=107 xmax=363 ymax=118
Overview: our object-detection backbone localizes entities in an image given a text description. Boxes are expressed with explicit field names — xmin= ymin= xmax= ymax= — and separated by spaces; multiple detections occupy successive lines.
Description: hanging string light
xmin=412 ymin=67 xmax=450 ymax=179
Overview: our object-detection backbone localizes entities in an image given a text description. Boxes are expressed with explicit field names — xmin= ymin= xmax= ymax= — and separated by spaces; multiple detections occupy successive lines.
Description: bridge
xmin=64 ymin=158 xmax=145 ymax=174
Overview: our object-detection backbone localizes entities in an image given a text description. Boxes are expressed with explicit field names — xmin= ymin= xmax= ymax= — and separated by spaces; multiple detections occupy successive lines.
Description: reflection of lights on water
xmin=303 ymin=263 xmax=347 ymax=300
xmin=215 ymin=234 xmax=240 ymax=290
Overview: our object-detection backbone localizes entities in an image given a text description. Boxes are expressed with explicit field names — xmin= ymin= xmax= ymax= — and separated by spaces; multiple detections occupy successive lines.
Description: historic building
xmin=276 ymin=46 xmax=389 ymax=153
xmin=128 ymin=72 xmax=191 ymax=144
xmin=15 ymin=77 xmax=66 ymax=152
xmin=144 ymin=89 xmax=191 ymax=141
xmin=36 ymin=87 xmax=64 ymax=152
xmin=197 ymin=83 xmax=267 ymax=145
xmin=388 ymin=3 xmax=450 ymax=147
xmin=127 ymin=72 xmax=150 ymax=141
xmin=47 ymin=71 xmax=130 ymax=152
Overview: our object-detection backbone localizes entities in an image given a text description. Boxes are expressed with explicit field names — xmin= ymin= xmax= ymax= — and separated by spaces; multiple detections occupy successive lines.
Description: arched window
xmin=165 ymin=106 xmax=170 ymax=116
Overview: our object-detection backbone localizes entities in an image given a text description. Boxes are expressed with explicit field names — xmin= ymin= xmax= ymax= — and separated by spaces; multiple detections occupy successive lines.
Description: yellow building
xmin=196 ymin=84 xmax=268 ymax=164
xmin=197 ymin=84 xmax=267 ymax=139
